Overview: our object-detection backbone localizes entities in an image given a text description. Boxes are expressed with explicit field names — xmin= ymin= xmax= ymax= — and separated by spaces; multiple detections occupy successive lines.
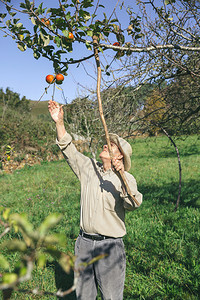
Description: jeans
xmin=74 ymin=234 xmax=126 ymax=300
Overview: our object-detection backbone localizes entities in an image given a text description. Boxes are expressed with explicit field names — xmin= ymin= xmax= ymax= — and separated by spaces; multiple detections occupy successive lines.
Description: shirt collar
xmin=99 ymin=164 xmax=113 ymax=176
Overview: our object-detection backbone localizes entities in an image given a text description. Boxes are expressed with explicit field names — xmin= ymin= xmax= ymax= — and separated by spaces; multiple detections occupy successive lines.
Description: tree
xmin=0 ymin=88 xmax=30 ymax=114
xmin=0 ymin=0 xmax=199 ymax=136
xmin=0 ymin=1 xmax=200 ymax=294
xmin=142 ymin=88 xmax=167 ymax=136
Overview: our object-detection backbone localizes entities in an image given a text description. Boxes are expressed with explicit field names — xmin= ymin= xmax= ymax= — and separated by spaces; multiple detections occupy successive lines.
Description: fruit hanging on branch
xmin=55 ymin=73 xmax=64 ymax=85
xmin=113 ymin=42 xmax=120 ymax=48
xmin=41 ymin=18 xmax=50 ymax=26
xmin=68 ymin=32 xmax=74 ymax=40
xmin=46 ymin=74 xmax=55 ymax=84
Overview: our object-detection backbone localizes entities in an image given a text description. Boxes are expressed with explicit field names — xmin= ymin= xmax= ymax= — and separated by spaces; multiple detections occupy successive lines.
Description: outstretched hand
xmin=48 ymin=99 xmax=64 ymax=123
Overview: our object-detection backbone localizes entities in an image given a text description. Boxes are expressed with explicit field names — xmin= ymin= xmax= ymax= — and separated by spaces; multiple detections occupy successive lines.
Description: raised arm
xmin=48 ymin=99 xmax=66 ymax=141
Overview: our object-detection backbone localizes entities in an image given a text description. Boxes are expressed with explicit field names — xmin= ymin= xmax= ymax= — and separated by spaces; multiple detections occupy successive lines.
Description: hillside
xmin=29 ymin=100 xmax=50 ymax=117
xmin=0 ymin=100 xmax=88 ymax=173
xmin=0 ymin=101 xmax=59 ymax=173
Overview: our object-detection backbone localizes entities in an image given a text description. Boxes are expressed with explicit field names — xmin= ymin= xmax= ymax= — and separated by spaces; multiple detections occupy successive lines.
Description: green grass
xmin=0 ymin=135 xmax=200 ymax=299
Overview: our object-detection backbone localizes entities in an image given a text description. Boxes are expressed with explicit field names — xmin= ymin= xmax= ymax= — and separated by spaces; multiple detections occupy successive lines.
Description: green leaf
xmin=62 ymin=29 xmax=69 ymax=37
xmin=44 ymin=233 xmax=67 ymax=246
xmin=65 ymin=11 xmax=71 ymax=21
xmin=37 ymin=253 xmax=47 ymax=268
xmin=10 ymin=12 xmax=16 ymax=17
xmin=80 ymin=254 xmax=107 ymax=267
xmin=103 ymin=30 xmax=109 ymax=37
xmin=16 ymin=22 xmax=23 ymax=28
xmin=59 ymin=253 xmax=74 ymax=273
xmin=39 ymin=213 xmax=62 ymax=237
xmin=84 ymin=15 xmax=91 ymax=21
xmin=44 ymin=36 xmax=50 ymax=47
xmin=2 ymin=273 xmax=18 ymax=284
xmin=10 ymin=213 xmax=33 ymax=235
xmin=37 ymin=2 xmax=43 ymax=14
xmin=3 ymin=239 xmax=27 ymax=252
xmin=46 ymin=247 xmax=74 ymax=273
xmin=19 ymin=266 xmax=27 ymax=277
xmin=98 ymin=47 xmax=103 ymax=53
xmin=135 ymin=27 xmax=141 ymax=32
xmin=54 ymin=36 xmax=61 ymax=47
xmin=45 ymin=246 xmax=62 ymax=260
xmin=85 ymin=41 xmax=92 ymax=50
xmin=6 ymin=20 xmax=11 ymax=26
xmin=135 ymin=33 xmax=143 ymax=39
xmin=77 ymin=31 xmax=86 ymax=37
xmin=20 ymin=3 xmax=26 ymax=9
xmin=0 ymin=13 xmax=7 ymax=19
xmin=0 ymin=254 xmax=10 ymax=270
xmin=79 ymin=26 xmax=87 ymax=31
xmin=25 ymin=0 xmax=31 ymax=9
xmin=40 ymin=32 xmax=48 ymax=45
xmin=33 ymin=51 xmax=40 ymax=59
xmin=87 ymin=254 xmax=107 ymax=265
xmin=31 ymin=17 xmax=36 ymax=25
xmin=110 ymin=18 xmax=118 ymax=23
xmin=18 ymin=42 xmax=26 ymax=51
xmin=3 ymin=208 xmax=10 ymax=220
xmin=79 ymin=10 xmax=91 ymax=21
xmin=87 ymin=30 xmax=93 ymax=37
xmin=18 ymin=34 xmax=24 ymax=41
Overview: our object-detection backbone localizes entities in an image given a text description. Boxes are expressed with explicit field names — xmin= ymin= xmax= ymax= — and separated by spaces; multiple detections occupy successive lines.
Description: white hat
xmin=103 ymin=133 xmax=132 ymax=171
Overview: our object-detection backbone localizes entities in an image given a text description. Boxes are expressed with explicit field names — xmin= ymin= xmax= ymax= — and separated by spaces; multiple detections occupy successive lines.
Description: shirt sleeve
xmin=56 ymin=132 xmax=90 ymax=180
xmin=120 ymin=172 xmax=143 ymax=211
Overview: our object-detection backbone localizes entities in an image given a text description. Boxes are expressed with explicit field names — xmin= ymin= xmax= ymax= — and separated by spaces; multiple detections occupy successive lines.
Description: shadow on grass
xmin=139 ymin=179 xmax=200 ymax=208
xmin=47 ymin=261 xmax=76 ymax=299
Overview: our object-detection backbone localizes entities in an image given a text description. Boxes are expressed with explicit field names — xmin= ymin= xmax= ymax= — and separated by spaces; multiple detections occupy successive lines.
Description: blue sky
xmin=0 ymin=0 xmax=142 ymax=104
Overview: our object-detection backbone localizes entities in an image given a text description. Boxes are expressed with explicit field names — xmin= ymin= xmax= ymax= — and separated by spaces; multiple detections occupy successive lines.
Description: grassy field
xmin=0 ymin=135 xmax=200 ymax=299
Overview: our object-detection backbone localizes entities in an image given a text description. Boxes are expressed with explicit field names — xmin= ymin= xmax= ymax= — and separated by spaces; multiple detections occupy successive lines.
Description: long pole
xmin=93 ymin=36 xmax=140 ymax=207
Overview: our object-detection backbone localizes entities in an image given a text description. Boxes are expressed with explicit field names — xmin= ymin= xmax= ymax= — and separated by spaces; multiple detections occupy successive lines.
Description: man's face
xmin=99 ymin=142 xmax=123 ymax=161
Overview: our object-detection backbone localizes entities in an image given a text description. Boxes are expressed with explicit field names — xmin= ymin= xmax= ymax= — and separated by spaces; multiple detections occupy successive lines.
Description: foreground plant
xmin=0 ymin=207 xmax=76 ymax=299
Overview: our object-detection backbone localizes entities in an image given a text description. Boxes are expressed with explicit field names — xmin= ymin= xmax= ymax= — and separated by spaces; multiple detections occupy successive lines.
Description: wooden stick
xmin=93 ymin=36 xmax=140 ymax=207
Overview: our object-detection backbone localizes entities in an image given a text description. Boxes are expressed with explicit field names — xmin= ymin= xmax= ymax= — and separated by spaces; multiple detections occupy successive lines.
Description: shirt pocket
xmin=104 ymin=195 xmax=116 ymax=211
xmin=104 ymin=192 xmax=123 ymax=212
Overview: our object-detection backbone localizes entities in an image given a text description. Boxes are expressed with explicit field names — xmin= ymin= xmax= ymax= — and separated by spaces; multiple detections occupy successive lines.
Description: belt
xmin=79 ymin=229 xmax=114 ymax=241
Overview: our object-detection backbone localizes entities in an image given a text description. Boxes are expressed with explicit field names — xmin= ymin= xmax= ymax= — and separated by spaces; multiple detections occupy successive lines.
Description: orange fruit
xmin=41 ymin=18 xmax=50 ymax=26
xmin=68 ymin=32 xmax=74 ymax=40
xmin=46 ymin=74 xmax=54 ymax=84
xmin=56 ymin=74 xmax=64 ymax=81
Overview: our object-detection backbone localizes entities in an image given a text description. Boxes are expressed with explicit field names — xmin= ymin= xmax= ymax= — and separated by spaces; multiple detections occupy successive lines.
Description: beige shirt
xmin=57 ymin=132 xmax=143 ymax=238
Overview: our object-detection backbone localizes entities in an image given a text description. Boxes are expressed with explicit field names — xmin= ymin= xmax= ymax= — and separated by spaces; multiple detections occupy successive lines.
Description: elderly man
xmin=48 ymin=100 xmax=142 ymax=300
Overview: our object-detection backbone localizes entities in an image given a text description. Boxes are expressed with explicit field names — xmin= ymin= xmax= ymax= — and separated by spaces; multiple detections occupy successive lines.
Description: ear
xmin=117 ymin=154 xmax=123 ymax=160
